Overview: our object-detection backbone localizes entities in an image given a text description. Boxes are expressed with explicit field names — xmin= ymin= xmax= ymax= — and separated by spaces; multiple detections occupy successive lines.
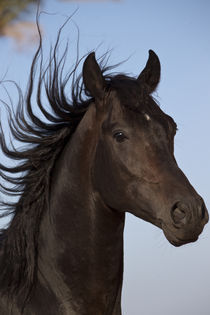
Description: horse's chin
xmin=162 ymin=225 xmax=199 ymax=247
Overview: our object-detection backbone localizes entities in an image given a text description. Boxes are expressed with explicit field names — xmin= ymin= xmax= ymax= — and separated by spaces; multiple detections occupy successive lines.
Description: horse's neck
xmin=38 ymin=105 xmax=125 ymax=314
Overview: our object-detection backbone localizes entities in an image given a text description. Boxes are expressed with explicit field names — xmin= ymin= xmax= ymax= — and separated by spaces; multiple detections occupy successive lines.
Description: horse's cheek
xmin=92 ymin=141 xmax=129 ymax=210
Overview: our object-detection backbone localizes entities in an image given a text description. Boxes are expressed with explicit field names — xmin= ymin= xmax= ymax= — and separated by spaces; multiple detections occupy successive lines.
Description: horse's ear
xmin=137 ymin=50 xmax=161 ymax=94
xmin=83 ymin=52 xmax=106 ymax=99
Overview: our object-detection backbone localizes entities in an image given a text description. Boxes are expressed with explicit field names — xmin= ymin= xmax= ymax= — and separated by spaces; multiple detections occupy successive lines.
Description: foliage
xmin=0 ymin=0 xmax=39 ymax=34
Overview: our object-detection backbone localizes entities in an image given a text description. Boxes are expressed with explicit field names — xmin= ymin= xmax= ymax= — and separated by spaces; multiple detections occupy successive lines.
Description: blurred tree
xmin=0 ymin=0 xmax=41 ymax=49
xmin=0 ymin=0 xmax=39 ymax=34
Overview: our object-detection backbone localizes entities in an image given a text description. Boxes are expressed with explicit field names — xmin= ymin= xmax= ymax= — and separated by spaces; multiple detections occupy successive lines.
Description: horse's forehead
xmin=105 ymin=89 xmax=171 ymax=132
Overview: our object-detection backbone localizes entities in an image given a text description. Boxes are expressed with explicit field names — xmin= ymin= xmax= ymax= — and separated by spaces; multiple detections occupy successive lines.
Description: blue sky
xmin=0 ymin=0 xmax=210 ymax=314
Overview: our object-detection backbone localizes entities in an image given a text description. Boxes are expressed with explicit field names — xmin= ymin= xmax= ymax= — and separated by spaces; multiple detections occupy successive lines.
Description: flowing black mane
xmin=0 ymin=32 xmax=83 ymax=302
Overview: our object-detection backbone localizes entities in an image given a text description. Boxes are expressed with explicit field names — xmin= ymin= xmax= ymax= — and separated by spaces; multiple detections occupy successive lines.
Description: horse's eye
xmin=113 ymin=131 xmax=127 ymax=143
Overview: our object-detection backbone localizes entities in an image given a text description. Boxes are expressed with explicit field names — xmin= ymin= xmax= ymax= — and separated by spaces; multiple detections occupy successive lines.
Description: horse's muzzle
xmin=162 ymin=198 xmax=209 ymax=246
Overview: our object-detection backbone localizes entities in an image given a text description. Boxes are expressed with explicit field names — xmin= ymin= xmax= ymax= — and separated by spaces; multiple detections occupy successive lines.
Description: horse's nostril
xmin=171 ymin=202 xmax=187 ymax=224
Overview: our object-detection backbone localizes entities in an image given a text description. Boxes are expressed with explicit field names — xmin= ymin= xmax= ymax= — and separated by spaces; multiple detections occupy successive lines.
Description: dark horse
xmin=0 ymin=34 xmax=208 ymax=314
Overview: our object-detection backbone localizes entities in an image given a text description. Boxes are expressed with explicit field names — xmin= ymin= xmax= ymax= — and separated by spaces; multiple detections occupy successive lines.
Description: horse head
xmin=83 ymin=50 xmax=209 ymax=247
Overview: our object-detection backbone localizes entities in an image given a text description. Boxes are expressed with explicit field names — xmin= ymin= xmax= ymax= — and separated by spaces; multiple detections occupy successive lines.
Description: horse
xmin=0 ymin=33 xmax=208 ymax=314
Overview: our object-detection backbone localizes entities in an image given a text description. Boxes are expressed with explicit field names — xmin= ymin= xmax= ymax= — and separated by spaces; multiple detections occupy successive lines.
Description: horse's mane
xmin=0 ymin=21 xmax=122 ymax=306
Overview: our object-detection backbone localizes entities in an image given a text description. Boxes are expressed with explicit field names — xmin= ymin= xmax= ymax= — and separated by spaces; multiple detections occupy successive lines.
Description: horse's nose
xmin=171 ymin=200 xmax=209 ymax=226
